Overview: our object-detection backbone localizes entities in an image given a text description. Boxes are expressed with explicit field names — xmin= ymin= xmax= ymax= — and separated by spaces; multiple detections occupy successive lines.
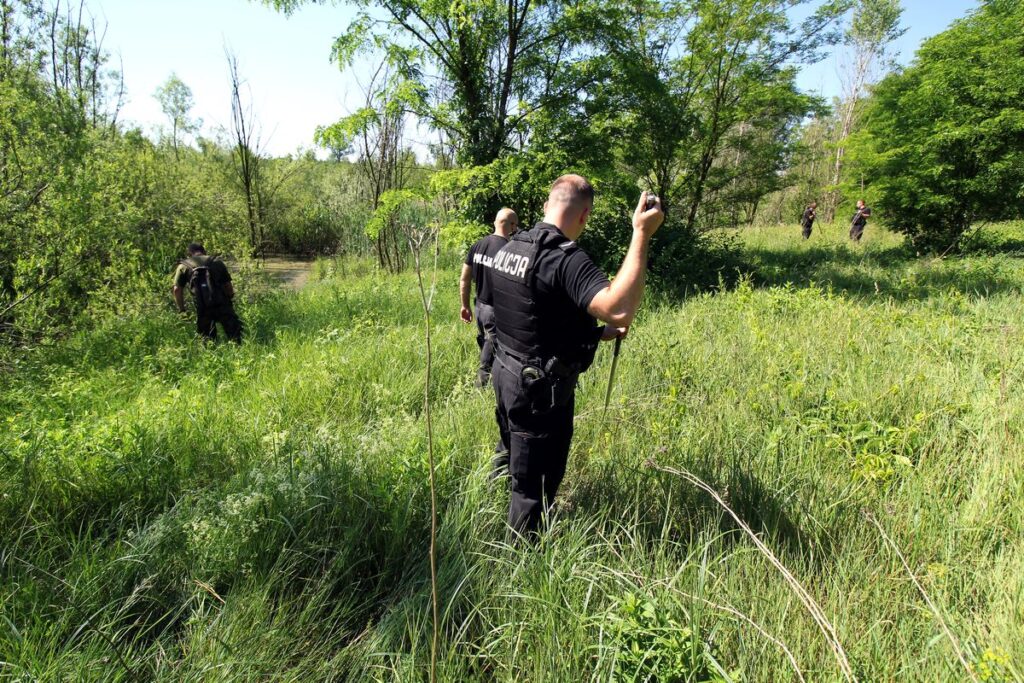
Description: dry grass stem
xmin=648 ymin=460 xmax=856 ymax=682
xmin=866 ymin=513 xmax=979 ymax=682
xmin=411 ymin=229 xmax=441 ymax=683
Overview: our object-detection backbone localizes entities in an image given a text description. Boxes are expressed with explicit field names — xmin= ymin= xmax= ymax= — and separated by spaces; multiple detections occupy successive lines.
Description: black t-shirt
xmin=851 ymin=206 xmax=872 ymax=227
xmin=801 ymin=207 xmax=816 ymax=226
xmin=465 ymin=234 xmax=508 ymax=306
xmin=490 ymin=223 xmax=610 ymax=365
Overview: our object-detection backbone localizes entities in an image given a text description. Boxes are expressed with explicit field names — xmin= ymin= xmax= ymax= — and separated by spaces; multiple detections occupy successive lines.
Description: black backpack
xmin=183 ymin=256 xmax=226 ymax=310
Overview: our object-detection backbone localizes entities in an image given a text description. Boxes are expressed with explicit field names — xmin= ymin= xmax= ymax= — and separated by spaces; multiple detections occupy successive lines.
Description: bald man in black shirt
xmin=489 ymin=175 xmax=663 ymax=535
xmin=460 ymin=208 xmax=519 ymax=387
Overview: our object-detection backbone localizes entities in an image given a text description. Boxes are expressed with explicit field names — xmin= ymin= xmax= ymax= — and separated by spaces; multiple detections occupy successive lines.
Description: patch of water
xmin=261 ymin=256 xmax=315 ymax=291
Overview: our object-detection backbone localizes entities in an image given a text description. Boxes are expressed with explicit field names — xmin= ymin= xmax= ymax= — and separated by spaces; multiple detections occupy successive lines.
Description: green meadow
xmin=2 ymin=223 xmax=1023 ymax=681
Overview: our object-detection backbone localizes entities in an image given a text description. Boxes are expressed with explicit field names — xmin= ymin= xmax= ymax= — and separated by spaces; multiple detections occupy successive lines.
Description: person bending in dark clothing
xmin=172 ymin=243 xmax=243 ymax=343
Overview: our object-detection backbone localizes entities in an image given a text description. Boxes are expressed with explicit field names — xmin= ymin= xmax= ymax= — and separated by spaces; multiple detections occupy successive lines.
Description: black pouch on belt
xmin=543 ymin=357 xmax=579 ymax=408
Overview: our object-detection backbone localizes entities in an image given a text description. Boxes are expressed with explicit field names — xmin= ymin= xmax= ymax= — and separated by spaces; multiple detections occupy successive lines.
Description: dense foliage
xmin=846 ymin=0 xmax=1024 ymax=250
xmin=0 ymin=3 xmax=384 ymax=341
xmin=267 ymin=0 xmax=847 ymax=285
xmin=4 ymin=0 xmax=1021 ymax=337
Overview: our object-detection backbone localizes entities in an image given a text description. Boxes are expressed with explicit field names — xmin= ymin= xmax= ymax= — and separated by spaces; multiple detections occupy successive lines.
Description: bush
xmin=849 ymin=0 xmax=1024 ymax=251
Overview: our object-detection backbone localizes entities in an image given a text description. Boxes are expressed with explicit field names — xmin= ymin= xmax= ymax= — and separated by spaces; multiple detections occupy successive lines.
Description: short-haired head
xmin=494 ymin=207 xmax=519 ymax=236
xmin=549 ymin=174 xmax=594 ymax=210
xmin=856 ymin=199 xmax=865 ymax=207
xmin=543 ymin=174 xmax=594 ymax=238
xmin=810 ymin=201 xmax=817 ymax=208
xmin=187 ymin=242 xmax=206 ymax=256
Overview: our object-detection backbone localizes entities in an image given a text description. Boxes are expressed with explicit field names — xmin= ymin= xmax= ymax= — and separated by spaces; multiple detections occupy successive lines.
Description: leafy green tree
xmin=823 ymin=0 xmax=904 ymax=221
xmin=850 ymin=0 xmax=1024 ymax=250
xmin=598 ymin=0 xmax=843 ymax=231
xmin=753 ymin=110 xmax=836 ymax=225
xmin=263 ymin=0 xmax=845 ymax=255
xmin=0 ymin=0 xmax=124 ymax=336
xmin=263 ymin=0 xmax=606 ymax=174
xmin=315 ymin=60 xmax=423 ymax=270
xmin=154 ymin=72 xmax=199 ymax=160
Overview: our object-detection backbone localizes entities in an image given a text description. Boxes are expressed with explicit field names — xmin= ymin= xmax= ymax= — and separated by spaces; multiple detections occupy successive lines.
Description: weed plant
xmin=2 ymin=222 xmax=1023 ymax=681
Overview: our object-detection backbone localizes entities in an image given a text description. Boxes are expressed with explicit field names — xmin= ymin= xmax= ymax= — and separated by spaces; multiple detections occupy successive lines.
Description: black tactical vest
xmin=490 ymin=225 xmax=601 ymax=370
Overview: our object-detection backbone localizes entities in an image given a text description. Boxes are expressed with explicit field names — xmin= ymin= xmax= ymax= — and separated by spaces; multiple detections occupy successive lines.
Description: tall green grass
xmin=2 ymin=223 xmax=1023 ymax=681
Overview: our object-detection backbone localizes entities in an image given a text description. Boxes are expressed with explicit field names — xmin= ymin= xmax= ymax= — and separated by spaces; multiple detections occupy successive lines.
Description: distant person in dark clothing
xmin=849 ymin=200 xmax=872 ymax=241
xmin=801 ymin=201 xmax=817 ymax=239
xmin=172 ymin=243 xmax=242 ymax=343
xmin=460 ymin=208 xmax=519 ymax=387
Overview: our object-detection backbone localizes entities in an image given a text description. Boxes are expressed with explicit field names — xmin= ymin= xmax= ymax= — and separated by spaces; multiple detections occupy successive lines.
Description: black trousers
xmin=492 ymin=357 xmax=576 ymax=535
xmin=850 ymin=223 xmax=865 ymax=241
xmin=801 ymin=222 xmax=813 ymax=239
xmin=197 ymin=303 xmax=243 ymax=343
xmin=475 ymin=301 xmax=496 ymax=386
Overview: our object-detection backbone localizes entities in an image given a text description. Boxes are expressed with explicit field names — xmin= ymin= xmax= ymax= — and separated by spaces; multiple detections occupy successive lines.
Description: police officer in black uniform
xmin=849 ymin=199 xmax=872 ymax=241
xmin=460 ymin=208 xmax=519 ymax=387
xmin=801 ymin=201 xmax=817 ymax=240
xmin=489 ymin=175 xmax=663 ymax=535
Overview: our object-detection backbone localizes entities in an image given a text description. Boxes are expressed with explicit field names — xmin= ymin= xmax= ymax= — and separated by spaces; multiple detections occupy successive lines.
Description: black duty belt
xmin=494 ymin=342 xmax=581 ymax=380
xmin=494 ymin=343 xmax=530 ymax=375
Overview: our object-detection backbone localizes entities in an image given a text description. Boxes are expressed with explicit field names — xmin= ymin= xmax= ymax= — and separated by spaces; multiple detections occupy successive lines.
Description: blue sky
xmin=92 ymin=0 xmax=370 ymax=156
xmin=92 ymin=0 xmax=979 ymax=157
xmin=795 ymin=0 xmax=979 ymax=98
